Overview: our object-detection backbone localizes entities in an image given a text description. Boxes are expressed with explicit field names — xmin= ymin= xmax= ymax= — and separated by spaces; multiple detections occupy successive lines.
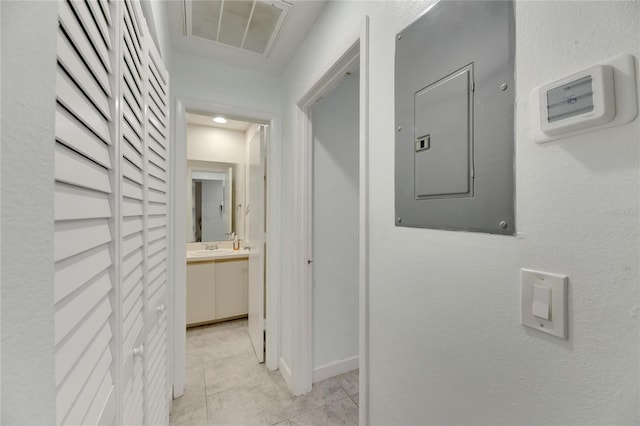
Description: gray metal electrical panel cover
xmin=395 ymin=1 xmax=515 ymax=235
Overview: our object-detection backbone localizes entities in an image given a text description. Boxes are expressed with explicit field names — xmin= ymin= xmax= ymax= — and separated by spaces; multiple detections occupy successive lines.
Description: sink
xmin=188 ymin=248 xmax=234 ymax=256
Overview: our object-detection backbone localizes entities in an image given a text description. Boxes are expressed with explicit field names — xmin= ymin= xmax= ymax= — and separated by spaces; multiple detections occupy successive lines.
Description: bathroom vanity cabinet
xmin=186 ymin=257 xmax=248 ymax=326
xmin=186 ymin=261 xmax=217 ymax=325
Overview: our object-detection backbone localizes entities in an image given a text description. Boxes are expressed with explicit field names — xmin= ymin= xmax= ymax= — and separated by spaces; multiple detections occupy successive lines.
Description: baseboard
xmin=312 ymin=356 xmax=359 ymax=383
xmin=279 ymin=357 xmax=293 ymax=387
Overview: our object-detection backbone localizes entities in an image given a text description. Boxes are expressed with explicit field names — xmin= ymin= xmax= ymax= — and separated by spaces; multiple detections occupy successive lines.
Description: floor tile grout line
xmin=335 ymin=375 xmax=359 ymax=400
xmin=347 ymin=392 xmax=359 ymax=407
xmin=201 ymin=361 xmax=210 ymax=426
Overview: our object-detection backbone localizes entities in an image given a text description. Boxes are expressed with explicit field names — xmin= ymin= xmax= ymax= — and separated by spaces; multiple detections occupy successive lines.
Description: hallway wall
xmin=1 ymin=2 xmax=58 ymax=423
xmin=187 ymin=124 xmax=247 ymax=164
xmin=280 ymin=1 xmax=640 ymax=423
xmin=172 ymin=51 xmax=281 ymax=116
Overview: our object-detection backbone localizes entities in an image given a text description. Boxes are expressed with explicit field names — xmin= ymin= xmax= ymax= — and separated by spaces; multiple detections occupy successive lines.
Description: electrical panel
xmin=395 ymin=1 xmax=516 ymax=234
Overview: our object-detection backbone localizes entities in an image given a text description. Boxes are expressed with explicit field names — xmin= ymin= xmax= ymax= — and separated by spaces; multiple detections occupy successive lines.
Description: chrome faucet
xmin=205 ymin=243 xmax=218 ymax=250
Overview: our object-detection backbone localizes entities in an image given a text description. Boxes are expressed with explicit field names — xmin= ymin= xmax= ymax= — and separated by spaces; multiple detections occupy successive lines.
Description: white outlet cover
xmin=521 ymin=268 xmax=568 ymax=339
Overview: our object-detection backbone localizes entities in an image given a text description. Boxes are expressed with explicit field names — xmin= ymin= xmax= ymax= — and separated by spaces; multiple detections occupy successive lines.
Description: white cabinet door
xmin=215 ymin=259 xmax=249 ymax=319
xmin=186 ymin=262 xmax=216 ymax=325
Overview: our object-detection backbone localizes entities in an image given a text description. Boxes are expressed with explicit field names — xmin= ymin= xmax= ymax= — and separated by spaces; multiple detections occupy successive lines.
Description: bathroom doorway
xmin=171 ymin=100 xmax=281 ymax=400
xmin=184 ymin=112 xmax=267 ymax=361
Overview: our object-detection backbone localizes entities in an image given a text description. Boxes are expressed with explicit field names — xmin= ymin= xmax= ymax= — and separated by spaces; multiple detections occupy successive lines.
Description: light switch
xmin=532 ymin=284 xmax=551 ymax=320
xmin=521 ymin=269 xmax=568 ymax=339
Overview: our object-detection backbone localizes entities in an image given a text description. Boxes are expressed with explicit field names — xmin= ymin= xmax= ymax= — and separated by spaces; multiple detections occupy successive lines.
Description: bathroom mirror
xmin=187 ymin=160 xmax=245 ymax=242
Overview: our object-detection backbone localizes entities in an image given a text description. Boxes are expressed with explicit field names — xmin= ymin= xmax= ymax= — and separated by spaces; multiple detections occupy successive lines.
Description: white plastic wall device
xmin=531 ymin=53 xmax=637 ymax=143
xmin=521 ymin=269 xmax=568 ymax=340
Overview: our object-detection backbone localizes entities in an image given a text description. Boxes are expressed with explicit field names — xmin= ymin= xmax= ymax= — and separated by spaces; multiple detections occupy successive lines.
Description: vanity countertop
xmin=187 ymin=249 xmax=249 ymax=262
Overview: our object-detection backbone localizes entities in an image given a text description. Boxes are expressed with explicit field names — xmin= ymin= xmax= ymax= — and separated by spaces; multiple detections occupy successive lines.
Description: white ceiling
xmin=167 ymin=0 xmax=328 ymax=75
xmin=187 ymin=112 xmax=253 ymax=131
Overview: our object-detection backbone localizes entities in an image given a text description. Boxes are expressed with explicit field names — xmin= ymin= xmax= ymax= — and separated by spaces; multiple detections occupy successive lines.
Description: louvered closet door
xmin=120 ymin=0 xmax=147 ymax=424
xmin=144 ymin=31 xmax=170 ymax=426
xmin=54 ymin=0 xmax=116 ymax=425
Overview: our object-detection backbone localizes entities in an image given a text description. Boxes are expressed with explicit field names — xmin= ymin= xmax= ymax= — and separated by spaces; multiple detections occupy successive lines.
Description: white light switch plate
xmin=521 ymin=268 xmax=568 ymax=339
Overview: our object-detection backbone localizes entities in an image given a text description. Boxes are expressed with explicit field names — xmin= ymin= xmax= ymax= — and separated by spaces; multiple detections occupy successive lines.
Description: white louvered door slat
xmin=55 ymin=182 xmax=112 ymax=222
xmin=120 ymin=0 xmax=146 ymax=424
xmin=57 ymin=33 xmax=112 ymax=122
xmin=66 ymin=0 xmax=111 ymax=73
xmin=144 ymin=20 xmax=170 ymax=426
xmin=58 ymin=1 xmax=111 ymax=96
xmin=55 ymin=105 xmax=112 ymax=167
xmin=55 ymin=0 xmax=170 ymax=424
xmin=54 ymin=2 xmax=116 ymax=423
xmin=86 ymin=0 xmax=111 ymax=49
xmin=55 ymin=144 xmax=111 ymax=193
xmin=54 ymin=245 xmax=112 ymax=303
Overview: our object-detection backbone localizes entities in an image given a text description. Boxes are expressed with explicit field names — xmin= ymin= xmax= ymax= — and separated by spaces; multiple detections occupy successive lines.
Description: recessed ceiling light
xmin=213 ymin=116 xmax=227 ymax=124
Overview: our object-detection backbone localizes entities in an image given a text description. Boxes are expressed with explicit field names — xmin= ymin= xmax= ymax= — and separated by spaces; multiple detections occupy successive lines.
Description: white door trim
xmin=171 ymin=98 xmax=281 ymax=398
xmin=292 ymin=16 xmax=370 ymax=425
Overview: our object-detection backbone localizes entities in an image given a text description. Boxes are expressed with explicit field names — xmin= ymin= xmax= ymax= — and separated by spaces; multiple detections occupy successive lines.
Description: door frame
xmin=292 ymin=17 xmax=370 ymax=425
xmin=170 ymin=98 xmax=281 ymax=397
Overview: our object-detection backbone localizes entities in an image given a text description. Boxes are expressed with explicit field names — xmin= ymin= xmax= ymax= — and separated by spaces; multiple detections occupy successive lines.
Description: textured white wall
xmin=311 ymin=72 xmax=360 ymax=370
xmin=1 ymin=1 xmax=58 ymax=423
xmin=172 ymin=51 xmax=280 ymax=115
xmin=281 ymin=0 xmax=639 ymax=423
xmin=187 ymin=124 xmax=247 ymax=164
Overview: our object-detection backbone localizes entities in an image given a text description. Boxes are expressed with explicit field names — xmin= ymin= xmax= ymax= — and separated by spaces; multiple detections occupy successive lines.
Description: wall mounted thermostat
xmin=540 ymin=65 xmax=614 ymax=135
xmin=531 ymin=54 xmax=637 ymax=143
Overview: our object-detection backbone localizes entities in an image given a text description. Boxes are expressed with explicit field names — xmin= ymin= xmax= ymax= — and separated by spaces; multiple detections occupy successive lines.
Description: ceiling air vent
xmin=185 ymin=0 xmax=292 ymax=56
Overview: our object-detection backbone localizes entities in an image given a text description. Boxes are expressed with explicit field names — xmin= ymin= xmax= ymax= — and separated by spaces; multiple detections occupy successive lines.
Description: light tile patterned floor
xmin=170 ymin=319 xmax=359 ymax=426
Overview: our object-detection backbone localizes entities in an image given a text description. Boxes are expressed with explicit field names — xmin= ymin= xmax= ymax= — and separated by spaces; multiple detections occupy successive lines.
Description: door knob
xmin=156 ymin=304 xmax=166 ymax=314
xmin=133 ymin=345 xmax=144 ymax=359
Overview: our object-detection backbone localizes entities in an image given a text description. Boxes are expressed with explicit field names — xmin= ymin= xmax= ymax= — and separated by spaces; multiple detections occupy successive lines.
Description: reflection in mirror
xmin=187 ymin=160 xmax=244 ymax=242
xmin=192 ymin=171 xmax=228 ymax=242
